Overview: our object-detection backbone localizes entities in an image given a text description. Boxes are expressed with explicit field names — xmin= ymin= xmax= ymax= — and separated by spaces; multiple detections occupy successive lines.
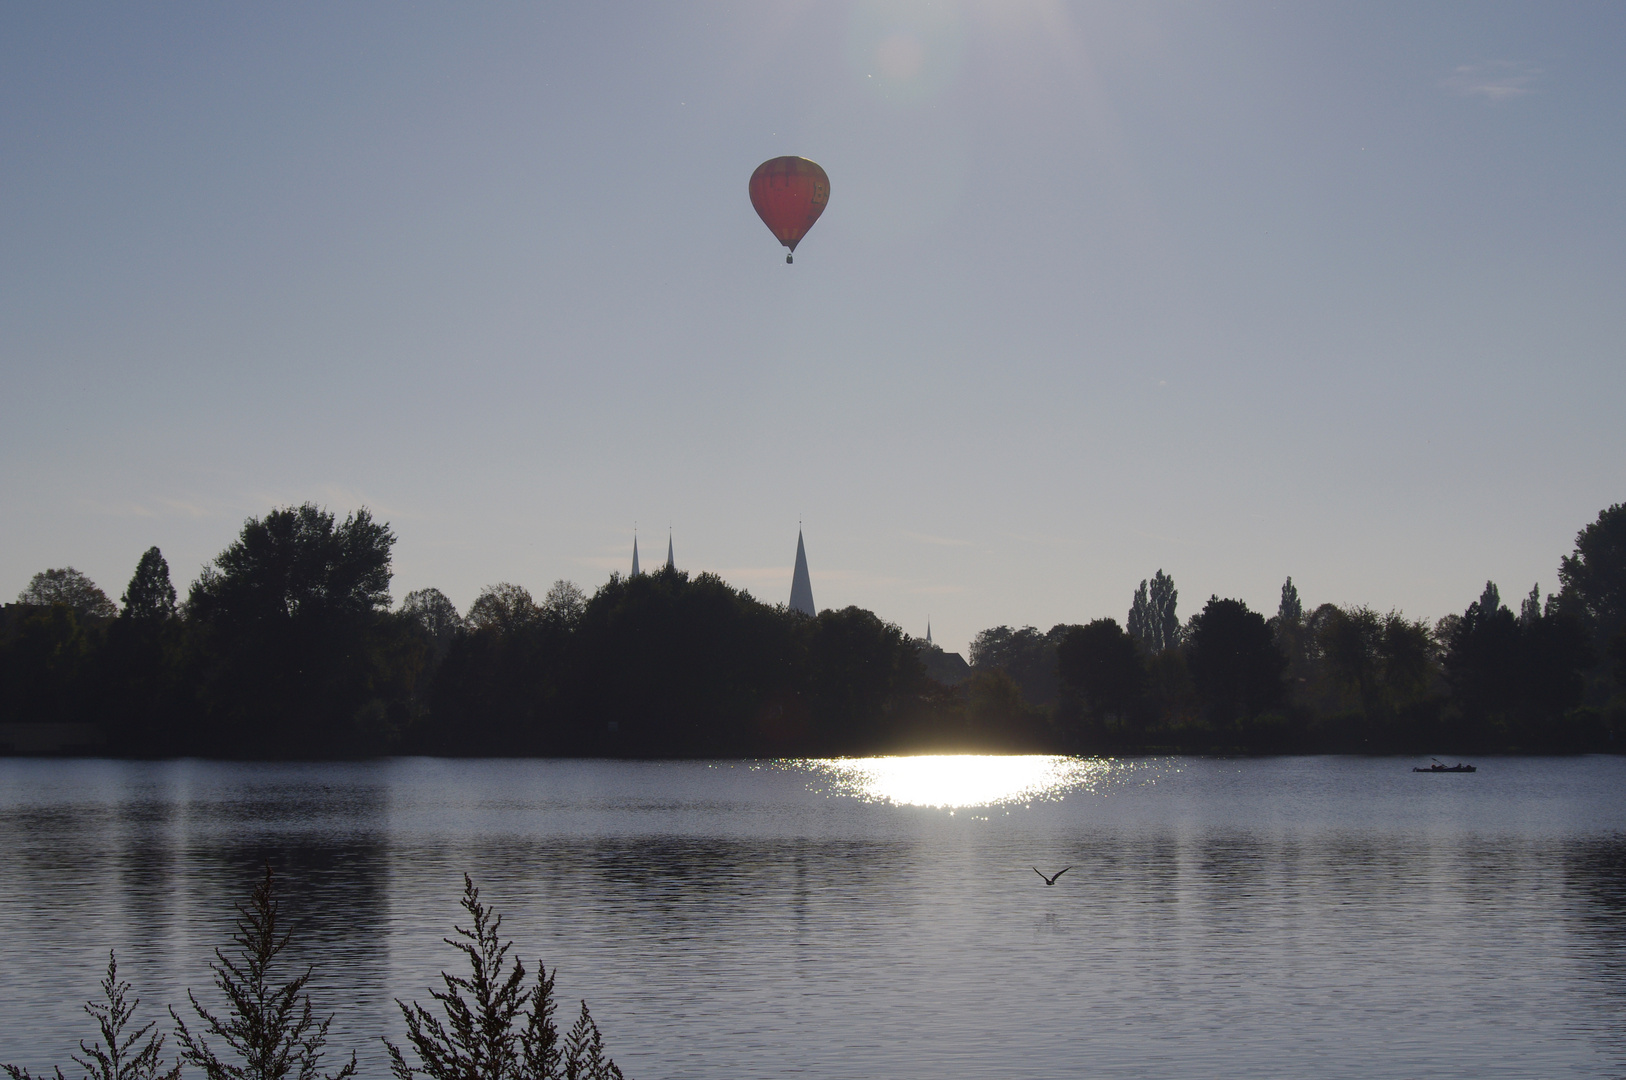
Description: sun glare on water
xmin=802 ymin=754 xmax=1122 ymax=809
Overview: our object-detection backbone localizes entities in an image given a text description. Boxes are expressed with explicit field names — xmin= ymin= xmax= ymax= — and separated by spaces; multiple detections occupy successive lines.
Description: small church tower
xmin=789 ymin=529 xmax=816 ymax=617
xmin=631 ymin=533 xmax=641 ymax=577
xmin=666 ymin=531 xmax=675 ymax=571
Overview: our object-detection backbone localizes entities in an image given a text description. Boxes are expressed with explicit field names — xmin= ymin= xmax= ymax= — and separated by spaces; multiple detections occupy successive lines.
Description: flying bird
xmin=1033 ymin=866 xmax=1072 ymax=886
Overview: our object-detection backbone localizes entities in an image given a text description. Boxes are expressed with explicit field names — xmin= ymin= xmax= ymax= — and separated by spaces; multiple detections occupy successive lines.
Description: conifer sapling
xmin=170 ymin=866 xmax=357 ymax=1080
xmin=2 ymin=952 xmax=179 ymax=1080
xmin=384 ymin=875 xmax=625 ymax=1080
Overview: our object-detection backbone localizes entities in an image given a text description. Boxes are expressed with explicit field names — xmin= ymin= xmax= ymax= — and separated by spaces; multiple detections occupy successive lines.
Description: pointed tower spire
xmin=666 ymin=530 xmax=674 ymax=571
xmin=631 ymin=532 xmax=641 ymax=577
xmin=926 ymin=618 xmax=932 ymax=645
xmin=789 ymin=528 xmax=815 ymax=616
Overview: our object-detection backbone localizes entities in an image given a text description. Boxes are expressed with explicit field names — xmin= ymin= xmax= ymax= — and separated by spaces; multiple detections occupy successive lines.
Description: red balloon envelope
xmin=749 ymin=156 xmax=829 ymax=262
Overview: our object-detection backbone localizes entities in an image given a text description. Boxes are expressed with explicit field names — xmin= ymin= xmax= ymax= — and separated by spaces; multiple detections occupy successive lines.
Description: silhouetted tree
xmin=1127 ymin=571 xmax=1179 ymax=653
xmin=2 ymin=952 xmax=180 ymax=1080
xmin=1127 ymin=583 xmax=1150 ymax=647
xmin=1519 ymin=584 xmax=1542 ymax=626
xmin=120 ymin=549 xmax=176 ymax=622
xmin=1518 ymin=608 xmax=1594 ymax=744
xmin=0 ymin=604 xmax=96 ymax=723
xmin=172 ymin=866 xmax=357 ymax=1080
xmin=465 ymin=585 xmax=540 ymax=635
xmin=19 ymin=568 xmax=117 ymax=619
xmin=1432 ymin=613 xmax=1461 ymax=659
xmin=401 ymin=589 xmax=464 ymax=661
xmin=1286 ymin=602 xmax=1339 ymax=714
xmin=1445 ymin=592 xmax=1593 ymax=747
xmin=1557 ymin=502 xmax=1626 ymax=701
xmin=385 ymin=876 xmax=623 ymax=1080
xmin=1270 ymin=580 xmax=1316 ymax=712
xmin=1558 ymin=504 xmax=1626 ymax=629
xmin=1136 ymin=645 xmax=1198 ymax=739
xmin=1314 ymin=605 xmax=1437 ymax=741
xmin=189 ymin=506 xmax=392 ymax=625
xmin=805 ymin=605 xmax=925 ymax=750
xmin=427 ymin=582 xmax=570 ymax=756
xmin=1056 ymin=619 xmax=1145 ymax=739
xmin=560 ymin=1004 xmax=623 ymax=1080
xmin=541 ymin=581 xmax=587 ymax=629
xmin=92 ymin=548 xmax=188 ymax=751
xmin=1185 ymin=597 xmax=1285 ymax=728
xmin=1318 ymin=607 xmax=1381 ymax=721
xmin=1379 ymin=613 xmax=1437 ymax=709
xmin=1277 ymin=577 xmax=1302 ymax=623
xmin=185 ymin=505 xmax=413 ymax=756
xmin=385 ymin=875 xmax=549 ymax=1080
xmin=960 ymin=669 xmax=1040 ymax=746
xmin=967 ymin=624 xmax=1071 ymax=706
xmin=553 ymin=571 xmax=803 ymax=755
xmin=1444 ymin=598 xmax=1519 ymax=732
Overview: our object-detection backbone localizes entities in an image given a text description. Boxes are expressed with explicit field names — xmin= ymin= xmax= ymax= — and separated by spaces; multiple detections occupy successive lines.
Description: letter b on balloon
xmin=749 ymin=156 xmax=829 ymax=263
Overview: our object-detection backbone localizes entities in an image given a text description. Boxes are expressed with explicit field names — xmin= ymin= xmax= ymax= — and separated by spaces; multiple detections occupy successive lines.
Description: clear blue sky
xmin=3 ymin=2 xmax=1622 ymax=654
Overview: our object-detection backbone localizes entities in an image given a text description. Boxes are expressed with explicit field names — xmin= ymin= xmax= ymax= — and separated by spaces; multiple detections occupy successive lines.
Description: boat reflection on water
xmin=798 ymin=754 xmax=1140 ymax=809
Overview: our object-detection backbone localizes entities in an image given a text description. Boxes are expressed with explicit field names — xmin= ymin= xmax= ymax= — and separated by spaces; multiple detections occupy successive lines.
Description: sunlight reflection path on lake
xmin=800 ymin=753 xmax=1147 ymax=809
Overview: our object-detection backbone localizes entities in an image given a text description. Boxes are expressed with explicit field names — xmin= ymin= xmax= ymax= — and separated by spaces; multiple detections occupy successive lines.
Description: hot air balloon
xmin=749 ymin=156 xmax=829 ymax=264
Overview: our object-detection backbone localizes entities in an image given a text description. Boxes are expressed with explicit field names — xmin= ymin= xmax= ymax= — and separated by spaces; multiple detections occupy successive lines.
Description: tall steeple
xmin=631 ymin=532 xmax=641 ymax=577
xmin=666 ymin=530 xmax=675 ymax=571
xmin=789 ymin=528 xmax=816 ymax=617
xmin=926 ymin=618 xmax=932 ymax=645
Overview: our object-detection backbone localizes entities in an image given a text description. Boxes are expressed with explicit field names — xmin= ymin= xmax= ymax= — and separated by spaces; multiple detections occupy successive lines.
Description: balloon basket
xmin=786 ymin=254 xmax=793 ymax=264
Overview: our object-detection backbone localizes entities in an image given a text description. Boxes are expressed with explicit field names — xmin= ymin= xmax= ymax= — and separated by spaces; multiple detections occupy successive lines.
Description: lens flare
xmin=801 ymin=754 xmax=1125 ymax=809
xmin=846 ymin=2 xmax=965 ymax=106
xmin=875 ymin=33 xmax=926 ymax=81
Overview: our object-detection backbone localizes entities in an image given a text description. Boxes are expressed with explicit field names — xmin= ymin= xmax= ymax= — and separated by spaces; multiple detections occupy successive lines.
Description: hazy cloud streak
xmin=1443 ymin=61 xmax=1540 ymax=100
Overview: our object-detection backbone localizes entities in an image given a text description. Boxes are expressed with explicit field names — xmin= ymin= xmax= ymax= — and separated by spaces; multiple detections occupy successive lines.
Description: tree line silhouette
xmin=2 ymin=502 xmax=1623 ymax=757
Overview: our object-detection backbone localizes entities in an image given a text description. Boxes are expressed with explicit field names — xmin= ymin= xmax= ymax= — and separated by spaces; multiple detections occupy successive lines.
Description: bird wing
xmin=1053 ymin=866 xmax=1073 ymax=881
xmin=1032 ymin=867 xmax=1046 ymax=880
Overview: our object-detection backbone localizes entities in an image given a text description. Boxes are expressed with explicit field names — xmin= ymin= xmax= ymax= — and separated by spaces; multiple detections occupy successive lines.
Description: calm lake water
xmin=2 ymin=756 xmax=1625 ymax=1079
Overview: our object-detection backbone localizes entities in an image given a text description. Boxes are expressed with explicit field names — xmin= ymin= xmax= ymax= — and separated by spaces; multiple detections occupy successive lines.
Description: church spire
xmin=631 ymin=532 xmax=640 ymax=577
xmin=666 ymin=530 xmax=674 ymax=571
xmin=926 ymin=618 xmax=932 ymax=645
xmin=789 ymin=528 xmax=815 ymax=617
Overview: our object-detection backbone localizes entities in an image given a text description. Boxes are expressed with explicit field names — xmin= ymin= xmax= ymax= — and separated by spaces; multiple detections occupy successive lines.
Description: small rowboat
xmin=1413 ymin=762 xmax=1476 ymax=773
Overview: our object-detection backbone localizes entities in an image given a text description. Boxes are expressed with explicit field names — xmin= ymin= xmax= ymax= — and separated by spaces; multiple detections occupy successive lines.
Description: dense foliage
xmin=2 ymin=501 xmax=1623 ymax=757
